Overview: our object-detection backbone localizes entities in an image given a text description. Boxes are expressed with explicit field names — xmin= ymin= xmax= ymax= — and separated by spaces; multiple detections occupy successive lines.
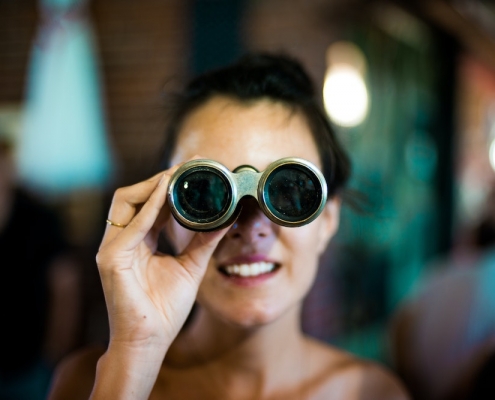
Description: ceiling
xmin=395 ymin=0 xmax=495 ymax=71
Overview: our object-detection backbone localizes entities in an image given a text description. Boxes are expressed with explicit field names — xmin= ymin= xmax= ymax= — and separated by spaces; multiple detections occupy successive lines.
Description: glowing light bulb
xmin=323 ymin=41 xmax=369 ymax=127
xmin=323 ymin=65 xmax=368 ymax=127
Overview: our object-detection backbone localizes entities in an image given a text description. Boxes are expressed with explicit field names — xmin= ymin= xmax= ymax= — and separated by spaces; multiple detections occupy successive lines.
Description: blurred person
xmin=48 ymin=52 xmax=410 ymax=399
xmin=0 ymin=131 xmax=83 ymax=400
xmin=388 ymin=185 xmax=495 ymax=400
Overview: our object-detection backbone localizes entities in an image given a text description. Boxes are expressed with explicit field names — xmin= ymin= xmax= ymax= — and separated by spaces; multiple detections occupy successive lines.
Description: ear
xmin=316 ymin=196 xmax=341 ymax=254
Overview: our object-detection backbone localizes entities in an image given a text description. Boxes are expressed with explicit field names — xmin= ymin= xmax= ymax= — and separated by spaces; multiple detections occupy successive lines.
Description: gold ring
xmin=106 ymin=219 xmax=128 ymax=228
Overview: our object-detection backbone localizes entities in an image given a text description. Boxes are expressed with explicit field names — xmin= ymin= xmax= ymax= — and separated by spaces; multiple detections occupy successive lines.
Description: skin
xmin=47 ymin=96 xmax=410 ymax=400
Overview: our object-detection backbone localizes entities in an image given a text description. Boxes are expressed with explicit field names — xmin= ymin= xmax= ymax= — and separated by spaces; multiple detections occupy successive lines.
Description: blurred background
xmin=1 ymin=0 xmax=495 ymax=399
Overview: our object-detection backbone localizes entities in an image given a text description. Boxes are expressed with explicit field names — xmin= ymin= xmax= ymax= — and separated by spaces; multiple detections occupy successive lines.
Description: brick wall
xmin=0 ymin=0 xmax=37 ymax=104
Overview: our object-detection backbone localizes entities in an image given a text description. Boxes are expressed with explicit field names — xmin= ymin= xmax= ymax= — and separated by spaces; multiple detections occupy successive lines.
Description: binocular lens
xmin=168 ymin=158 xmax=327 ymax=231
xmin=174 ymin=168 xmax=231 ymax=223
xmin=264 ymin=165 xmax=321 ymax=222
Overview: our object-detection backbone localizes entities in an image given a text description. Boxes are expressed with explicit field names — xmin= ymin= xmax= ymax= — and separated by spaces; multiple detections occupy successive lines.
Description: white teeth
xmin=240 ymin=264 xmax=250 ymax=276
xmin=224 ymin=262 xmax=275 ymax=277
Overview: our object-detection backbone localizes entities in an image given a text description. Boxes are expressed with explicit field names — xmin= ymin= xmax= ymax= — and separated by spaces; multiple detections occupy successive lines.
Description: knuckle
xmin=95 ymin=250 xmax=109 ymax=270
xmin=95 ymin=245 xmax=117 ymax=270
xmin=96 ymin=253 xmax=118 ymax=279
xmin=113 ymin=187 xmax=128 ymax=201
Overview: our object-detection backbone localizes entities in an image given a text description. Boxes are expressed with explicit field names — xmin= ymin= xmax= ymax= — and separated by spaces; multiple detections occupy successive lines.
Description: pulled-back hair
xmin=157 ymin=52 xmax=351 ymax=197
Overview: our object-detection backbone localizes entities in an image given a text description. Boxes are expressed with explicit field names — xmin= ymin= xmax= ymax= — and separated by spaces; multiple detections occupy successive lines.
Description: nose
xmin=226 ymin=197 xmax=276 ymax=243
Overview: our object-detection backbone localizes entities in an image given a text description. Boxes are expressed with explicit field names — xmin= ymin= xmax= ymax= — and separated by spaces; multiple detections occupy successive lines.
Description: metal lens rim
xmin=167 ymin=159 xmax=238 ymax=231
xmin=258 ymin=157 xmax=328 ymax=227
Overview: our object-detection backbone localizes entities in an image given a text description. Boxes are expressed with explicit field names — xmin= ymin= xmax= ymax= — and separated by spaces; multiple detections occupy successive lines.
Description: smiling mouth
xmin=219 ymin=261 xmax=279 ymax=278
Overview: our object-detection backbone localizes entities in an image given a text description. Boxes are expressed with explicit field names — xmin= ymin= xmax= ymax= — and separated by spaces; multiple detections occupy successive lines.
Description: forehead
xmin=170 ymin=97 xmax=321 ymax=171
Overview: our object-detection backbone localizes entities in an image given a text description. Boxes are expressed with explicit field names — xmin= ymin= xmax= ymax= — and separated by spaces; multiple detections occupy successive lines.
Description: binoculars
xmin=167 ymin=157 xmax=327 ymax=232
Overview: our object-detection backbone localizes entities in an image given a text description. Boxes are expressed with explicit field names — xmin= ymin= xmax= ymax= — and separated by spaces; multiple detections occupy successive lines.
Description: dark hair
xmin=157 ymin=52 xmax=351 ymax=197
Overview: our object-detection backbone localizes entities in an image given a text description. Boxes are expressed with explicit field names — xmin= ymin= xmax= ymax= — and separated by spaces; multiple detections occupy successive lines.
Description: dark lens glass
xmin=174 ymin=168 xmax=231 ymax=223
xmin=264 ymin=165 xmax=321 ymax=222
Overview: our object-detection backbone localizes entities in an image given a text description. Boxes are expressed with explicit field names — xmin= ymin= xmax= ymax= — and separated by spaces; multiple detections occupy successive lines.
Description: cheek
xmin=281 ymin=223 xmax=325 ymax=279
xmin=284 ymin=221 xmax=326 ymax=259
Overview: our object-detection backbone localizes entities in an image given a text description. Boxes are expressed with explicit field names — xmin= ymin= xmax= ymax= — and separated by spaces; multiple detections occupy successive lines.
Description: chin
xmin=225 ymin=310 xmax=278 ymax=329
xmin=199 ymin=296 xmax=296 ymax=330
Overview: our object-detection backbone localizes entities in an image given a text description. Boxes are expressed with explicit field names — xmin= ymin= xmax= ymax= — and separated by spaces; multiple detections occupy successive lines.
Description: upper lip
xmin=219 ymin=254 xmax=279 ymax=267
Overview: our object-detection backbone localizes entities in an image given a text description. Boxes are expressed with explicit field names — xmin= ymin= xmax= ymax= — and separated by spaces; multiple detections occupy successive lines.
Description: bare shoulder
xmin=47 ymin=343 xmax=106 ymax=400
xmin=304 ymin=337 xmax=411 ymax=400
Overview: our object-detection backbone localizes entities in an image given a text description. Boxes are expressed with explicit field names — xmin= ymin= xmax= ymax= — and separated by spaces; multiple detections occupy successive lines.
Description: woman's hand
xmin=95 ymin=159 xmax=228 ymax=371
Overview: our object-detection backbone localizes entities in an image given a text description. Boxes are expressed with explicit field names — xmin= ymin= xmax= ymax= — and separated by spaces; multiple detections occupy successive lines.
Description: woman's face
xmin=167 ymin=96 xmax=340 ymax=328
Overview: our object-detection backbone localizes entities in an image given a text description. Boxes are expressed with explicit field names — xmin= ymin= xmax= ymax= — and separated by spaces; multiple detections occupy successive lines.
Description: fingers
xmin=115 ymin=169 xmax=175 ymax=251
xmin=101 ymin=155 xmax=204 ymax=249
xmin=101 ymin=165 xmax=180 ymax=248
xmin=176 ymin=226 xmax=231 ymax=281
xmin=100 ymin=172 xmax=163 ymax=247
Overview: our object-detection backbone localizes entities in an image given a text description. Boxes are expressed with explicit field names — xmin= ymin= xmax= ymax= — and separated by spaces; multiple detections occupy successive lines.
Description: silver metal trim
xmin=167 ymin=159 xmax=237 ymax=231
xmin=258 ymin=157 xmax=327 ymax=227
xmin=167 ymin=157 xmax=327 ymax=231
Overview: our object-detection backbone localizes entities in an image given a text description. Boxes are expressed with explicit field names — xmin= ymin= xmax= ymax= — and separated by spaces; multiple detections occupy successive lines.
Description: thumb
xmin=175 ymin=226 xmax=230 ymax=281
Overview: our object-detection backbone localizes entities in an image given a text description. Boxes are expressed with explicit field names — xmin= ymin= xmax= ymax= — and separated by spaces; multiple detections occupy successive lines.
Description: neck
xmin=165 ymin=303 xmax=309 ymax=396
xmin=192 ymin=304 xmax=303 ymax=364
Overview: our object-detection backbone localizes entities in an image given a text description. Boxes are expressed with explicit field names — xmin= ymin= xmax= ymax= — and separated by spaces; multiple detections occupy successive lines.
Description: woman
xmin=48 ymin=52 xmax=410 ymax=399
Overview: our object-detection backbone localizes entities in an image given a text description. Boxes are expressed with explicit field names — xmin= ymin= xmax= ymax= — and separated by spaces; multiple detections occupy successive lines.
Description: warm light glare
xmin=489 ymin=139 xmax=495 ymax=172
xmin=323 ymin=65 xmax=369 ymax=127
